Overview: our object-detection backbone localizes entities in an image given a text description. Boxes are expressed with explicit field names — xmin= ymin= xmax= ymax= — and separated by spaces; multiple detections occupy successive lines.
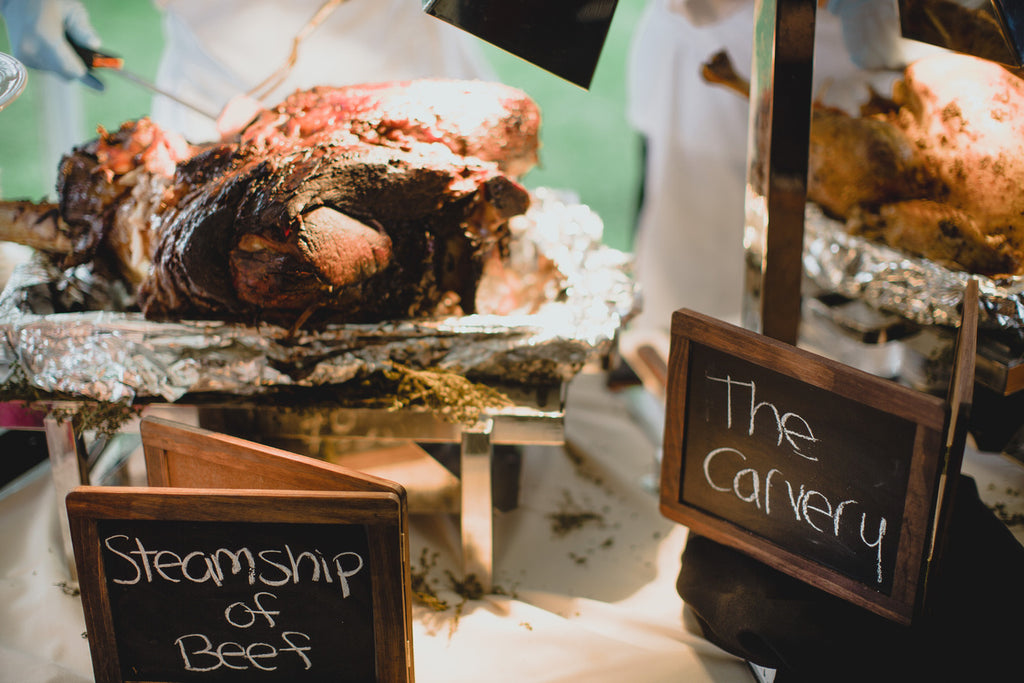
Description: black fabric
xmin=677 ymin=475 xmax=1024 ymax=681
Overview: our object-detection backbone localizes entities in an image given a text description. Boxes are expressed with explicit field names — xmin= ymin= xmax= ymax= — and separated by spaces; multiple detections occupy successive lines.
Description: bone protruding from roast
xmin=0 ymin=201 xmax=72 ymax=255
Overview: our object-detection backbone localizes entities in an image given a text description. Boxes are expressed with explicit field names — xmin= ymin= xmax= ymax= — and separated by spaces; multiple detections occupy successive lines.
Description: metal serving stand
xmin=2 ymin=380 xmax=568 ymax=590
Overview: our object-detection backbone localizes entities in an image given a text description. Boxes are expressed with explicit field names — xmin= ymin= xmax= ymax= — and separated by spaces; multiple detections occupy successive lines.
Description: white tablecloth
xmin=0 ymin=373 xmax=753 ymax=683
xmin=4 ymin=371 xmax=1023 ymax=682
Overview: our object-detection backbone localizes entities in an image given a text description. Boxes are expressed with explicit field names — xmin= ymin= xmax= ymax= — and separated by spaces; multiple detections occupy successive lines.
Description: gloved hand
xmin=826 ymin=0 xmax=906 ymax=71
xmin=0 ymin=0 xmax=104 ymax=89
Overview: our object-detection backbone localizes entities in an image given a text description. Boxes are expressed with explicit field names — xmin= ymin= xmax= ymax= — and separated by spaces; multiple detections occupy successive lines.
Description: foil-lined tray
xmin=803 ymin=204 xmax=1024 ymax=335
xmin=0 ymin=188 xmax=637 ymax=404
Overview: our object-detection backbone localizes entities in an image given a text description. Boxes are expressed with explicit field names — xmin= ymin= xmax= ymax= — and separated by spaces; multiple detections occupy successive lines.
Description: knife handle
xmin=66 ymin=32 xmax=124 ymax=71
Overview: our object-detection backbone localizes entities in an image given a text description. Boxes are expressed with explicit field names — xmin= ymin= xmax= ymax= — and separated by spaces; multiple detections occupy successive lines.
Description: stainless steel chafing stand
xmin=1 ymin=381 xmax=568 ymax=590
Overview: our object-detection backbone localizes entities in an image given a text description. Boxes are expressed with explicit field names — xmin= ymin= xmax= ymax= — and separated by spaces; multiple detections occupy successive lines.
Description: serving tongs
xmin=67 ymin=34 xmax=220 ymax=121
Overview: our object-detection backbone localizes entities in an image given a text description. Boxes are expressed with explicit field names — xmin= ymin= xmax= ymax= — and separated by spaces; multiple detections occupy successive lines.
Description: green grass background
xmin=0 ymin=1 xmax=644 ymax=252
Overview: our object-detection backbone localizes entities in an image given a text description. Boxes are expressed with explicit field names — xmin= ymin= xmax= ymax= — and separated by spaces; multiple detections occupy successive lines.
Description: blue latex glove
xmin=0 ymin=0 xmax=104 ymax=89
xmin=827 ymin=0 xmax=906 ymax=71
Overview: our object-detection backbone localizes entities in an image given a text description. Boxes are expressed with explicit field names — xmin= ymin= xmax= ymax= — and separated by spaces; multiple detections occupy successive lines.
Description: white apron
xmin=152 ymin=0 xmax=495 ymax=141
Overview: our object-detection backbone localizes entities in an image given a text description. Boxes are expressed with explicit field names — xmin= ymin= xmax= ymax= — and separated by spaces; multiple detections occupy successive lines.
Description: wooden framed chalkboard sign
xmin=67 ymin=418 xmax=414 ymax=683
xmin=659 ymin=309 xmax=949 ymax=625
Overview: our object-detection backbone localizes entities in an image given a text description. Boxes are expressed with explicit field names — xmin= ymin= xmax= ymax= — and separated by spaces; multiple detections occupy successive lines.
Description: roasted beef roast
xmin=6 ymin=79 xmax=542 ymax=327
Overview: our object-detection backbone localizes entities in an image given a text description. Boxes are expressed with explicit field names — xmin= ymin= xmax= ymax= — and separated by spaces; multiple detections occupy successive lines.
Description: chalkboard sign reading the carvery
xmin=68 ymin=488 xmax=411 ymax=683
xmin=660 ymin=310 xmax=949 ymax=625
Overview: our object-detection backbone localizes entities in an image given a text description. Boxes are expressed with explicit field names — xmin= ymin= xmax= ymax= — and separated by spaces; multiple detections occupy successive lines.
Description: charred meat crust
xmin=137 ymin=142 xmax=528 ymax=324
xmin=45 ymin=80 xmax=540 ymax=326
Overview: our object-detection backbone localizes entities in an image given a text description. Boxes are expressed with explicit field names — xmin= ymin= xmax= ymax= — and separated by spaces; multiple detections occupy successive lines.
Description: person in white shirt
xmin=150 ymin=0 xmax=495 ymax=141
xmin=624 ymin=0 xmax=917 ymax=333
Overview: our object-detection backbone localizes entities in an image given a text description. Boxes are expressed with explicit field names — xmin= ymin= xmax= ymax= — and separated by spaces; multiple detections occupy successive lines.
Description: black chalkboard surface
xmin=660 ymin=310 xmax=950 ymax=624
xmin=68 ymin=488 xmax=409 ymax=683
xmin=100 ymin=517 xmax=374 ymax=682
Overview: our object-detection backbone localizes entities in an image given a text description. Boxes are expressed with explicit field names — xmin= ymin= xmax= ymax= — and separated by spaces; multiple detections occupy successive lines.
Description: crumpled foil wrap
xmin=803 ymin=204 xmax=1024 ymax=335
xmin=0 ymin=188 xmax=638 ymax=404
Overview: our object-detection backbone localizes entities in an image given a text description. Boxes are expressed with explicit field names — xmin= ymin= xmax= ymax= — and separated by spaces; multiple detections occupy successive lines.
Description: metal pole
xmin=44 ymin=414 xmax=89 ymax=583
xmin=743 ymin=0 xmax=817 ymax=344
xmin=460 ymin=419 xmax=494 ymax=592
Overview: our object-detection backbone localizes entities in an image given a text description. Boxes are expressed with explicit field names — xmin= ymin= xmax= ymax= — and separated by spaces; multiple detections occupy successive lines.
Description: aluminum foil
xmin=0 ymin=188 xmax=637 ymax=404
xmin=803 ymin=204 xmax=1024 ymax=335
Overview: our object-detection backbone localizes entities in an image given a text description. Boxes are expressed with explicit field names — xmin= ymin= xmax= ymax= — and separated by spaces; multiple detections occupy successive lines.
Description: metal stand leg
xmin=43 ymin=415 xmax=88 ymax=583
xmin=460 ymin=419 xmax=493 ymax=591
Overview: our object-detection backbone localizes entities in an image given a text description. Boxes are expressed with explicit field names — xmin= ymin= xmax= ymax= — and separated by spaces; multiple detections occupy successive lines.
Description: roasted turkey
xmin=704 ymin=50 xmax=1024 ymax=278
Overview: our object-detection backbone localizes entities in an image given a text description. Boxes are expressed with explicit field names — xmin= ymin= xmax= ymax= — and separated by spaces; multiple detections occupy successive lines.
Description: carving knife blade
xmin=68 ymin=36 xmax=220 ymax=121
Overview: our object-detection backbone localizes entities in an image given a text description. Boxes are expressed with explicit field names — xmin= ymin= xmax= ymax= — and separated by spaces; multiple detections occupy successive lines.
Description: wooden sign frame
xmin=67 ymin=417 xmax=414 ymax=683
xmin=921 ymin=278 xmax=979 ymax=601
xmin=660 ymin=309 xmax=952 ymax=625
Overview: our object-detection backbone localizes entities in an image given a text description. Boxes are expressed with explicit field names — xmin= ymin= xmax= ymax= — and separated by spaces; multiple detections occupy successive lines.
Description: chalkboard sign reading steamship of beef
xmin=660 ymin=310 xmax=949 ymax=625
xmin=68 ymin=417 xmax=413 ymax=683
xmin=68 ymin=488 xmax=409 ymax=683
xmin=103 ymin=517 xmax=373 ymax=681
